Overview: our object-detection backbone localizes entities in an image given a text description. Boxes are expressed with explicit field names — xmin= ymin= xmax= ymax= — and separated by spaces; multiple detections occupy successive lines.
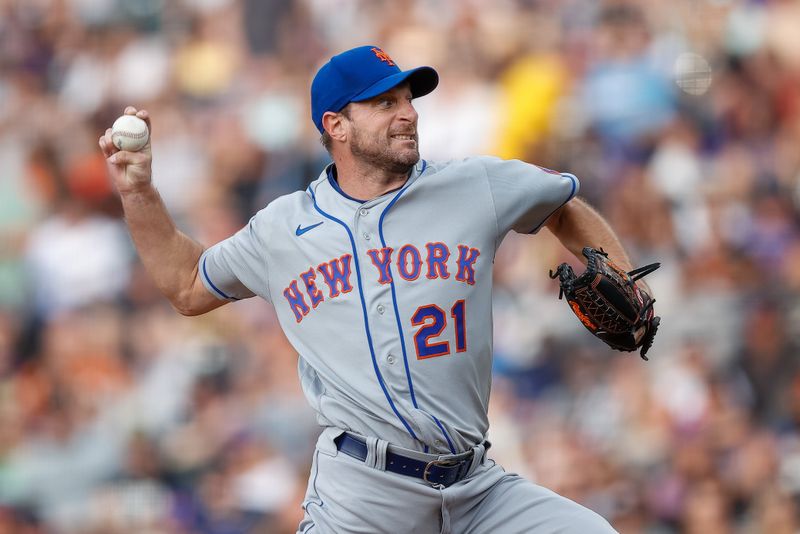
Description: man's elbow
xmin=544 ymin=204 xmax=567 ymax=234
xmin=169 ymin=288 xmax=217 ymax=316
xmin=171 ymin=301 xmax=205 ymax=316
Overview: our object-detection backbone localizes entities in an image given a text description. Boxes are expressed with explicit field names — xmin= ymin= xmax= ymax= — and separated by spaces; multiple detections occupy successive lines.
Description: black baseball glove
xmin=550 ymin=247 xmax=661 ymax=360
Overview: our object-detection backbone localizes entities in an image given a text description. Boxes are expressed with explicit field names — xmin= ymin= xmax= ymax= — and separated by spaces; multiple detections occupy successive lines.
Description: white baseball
xmin=111 ymin=115 xmax=150 ymax=151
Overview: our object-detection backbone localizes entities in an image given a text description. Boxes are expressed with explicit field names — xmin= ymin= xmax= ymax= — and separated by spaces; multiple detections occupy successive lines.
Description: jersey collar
xmin=310 ymin=160 xmax=427 ymax=215
xmin=326 ymin=165 xmax=369 ymax=203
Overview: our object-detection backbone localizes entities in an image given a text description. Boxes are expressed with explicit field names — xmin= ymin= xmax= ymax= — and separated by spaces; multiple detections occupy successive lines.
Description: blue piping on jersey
xmin=528 ymin=173 xmax=578 ymax=234
xmin=327 ymin=164 xmax=407 ymax=204
xmin=202 ymin=256 xmax=239 ymax=300
xmin=378 ymin=159 xmax=457 ymax=454
xmin=327 ymin=165 xmax=367 ymax=203
xmin=378 ymin=186 xmax=417 ymax=408
xmin=309 ymin=186 xmax=420 ymax=442
xmin=430 ymin=414 xmax=455 ymax=453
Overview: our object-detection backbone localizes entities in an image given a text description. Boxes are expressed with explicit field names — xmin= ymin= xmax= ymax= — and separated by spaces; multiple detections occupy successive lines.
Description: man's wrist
xmin=118 ymin=183 xmax=161 ymax=205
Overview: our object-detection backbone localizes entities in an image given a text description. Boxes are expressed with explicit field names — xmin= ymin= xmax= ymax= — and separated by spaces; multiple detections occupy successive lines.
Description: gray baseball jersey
xmin=200 ymin=156 xmax=577 ymax=455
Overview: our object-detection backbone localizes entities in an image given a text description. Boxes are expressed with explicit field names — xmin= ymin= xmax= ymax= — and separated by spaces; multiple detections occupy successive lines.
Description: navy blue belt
xmin=334 ymin=433 xmax=474 ymax=488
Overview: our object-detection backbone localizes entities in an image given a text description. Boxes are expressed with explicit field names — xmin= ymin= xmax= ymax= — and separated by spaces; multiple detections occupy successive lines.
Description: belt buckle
xmin=423 ymin=458 xmax=460 ymax=488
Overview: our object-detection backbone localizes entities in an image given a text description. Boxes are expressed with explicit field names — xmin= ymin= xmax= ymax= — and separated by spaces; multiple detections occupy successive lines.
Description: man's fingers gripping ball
xmin=111 ymin=114 xmax=150 ymax=152
xmin=550 ymin=247 xmax=661 ymax=360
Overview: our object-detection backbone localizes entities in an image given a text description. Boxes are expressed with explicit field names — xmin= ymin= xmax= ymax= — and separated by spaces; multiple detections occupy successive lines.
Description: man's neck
xmin=333 ymin=159 xmax=411 ymax=201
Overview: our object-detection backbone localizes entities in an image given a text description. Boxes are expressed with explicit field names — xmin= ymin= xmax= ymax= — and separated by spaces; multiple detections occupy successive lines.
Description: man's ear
xmin=322 ymin=111 xmax=347 ymax=142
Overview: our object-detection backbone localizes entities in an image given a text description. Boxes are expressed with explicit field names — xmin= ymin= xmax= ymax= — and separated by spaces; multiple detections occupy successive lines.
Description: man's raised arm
xmin=99 ymin=107 xmax=224 ymax=316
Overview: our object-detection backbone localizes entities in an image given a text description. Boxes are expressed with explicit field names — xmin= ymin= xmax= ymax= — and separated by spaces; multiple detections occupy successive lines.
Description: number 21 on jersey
xmin=411 ymin=299 xmax=467 ymax=359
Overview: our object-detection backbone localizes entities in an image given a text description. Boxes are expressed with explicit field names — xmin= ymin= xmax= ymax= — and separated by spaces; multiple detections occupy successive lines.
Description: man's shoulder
xmin=422 ymin=156 xmax=494 ymax=176
xmin=431 ymin=156 xmax=569 ymax=181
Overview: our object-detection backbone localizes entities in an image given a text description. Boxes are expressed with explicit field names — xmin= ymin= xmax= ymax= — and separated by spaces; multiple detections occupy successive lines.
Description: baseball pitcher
xmin=100 ymin=45 xmax=658 ymax=533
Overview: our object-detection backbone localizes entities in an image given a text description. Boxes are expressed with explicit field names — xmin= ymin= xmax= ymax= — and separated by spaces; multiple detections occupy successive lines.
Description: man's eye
xmin=378 ymin=98 xmax=393 ymax=107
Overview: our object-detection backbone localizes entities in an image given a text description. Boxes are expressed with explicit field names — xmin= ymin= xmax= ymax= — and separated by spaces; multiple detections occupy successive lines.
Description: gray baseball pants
xmin=297 ymin=428 xmax=617 ymax=534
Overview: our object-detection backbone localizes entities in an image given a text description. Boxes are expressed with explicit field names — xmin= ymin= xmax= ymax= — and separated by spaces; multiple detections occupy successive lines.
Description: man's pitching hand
xmin=99 ymin=106 xmax=153 ymax=194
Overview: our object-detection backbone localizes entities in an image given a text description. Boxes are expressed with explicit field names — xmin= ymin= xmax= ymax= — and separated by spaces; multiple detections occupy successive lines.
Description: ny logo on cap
xmin=371 ymin=47 xmax=395 ymax=66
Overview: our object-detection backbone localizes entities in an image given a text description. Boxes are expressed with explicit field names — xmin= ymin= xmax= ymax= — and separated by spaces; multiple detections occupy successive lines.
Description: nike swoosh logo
xmin=295 ymin=222 xmax=324 ymax=236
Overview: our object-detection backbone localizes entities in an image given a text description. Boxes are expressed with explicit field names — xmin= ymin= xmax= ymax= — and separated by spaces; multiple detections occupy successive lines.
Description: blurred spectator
xmin=581 ymin=4 xmax=676 ymax=156
xmin=1 ymin=0 xmax=800 ymax=532
xmin=24 ymin=204 xmax=132 ymax=319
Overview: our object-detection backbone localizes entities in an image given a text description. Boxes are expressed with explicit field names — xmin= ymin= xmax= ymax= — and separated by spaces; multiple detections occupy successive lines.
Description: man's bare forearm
xmin=100 ymin=107 xmax=224 ymax=316
xmin=546 ymin=197 xmax=633 ymax=271
xmin=120 ymin=185 xmax=218 ymax=315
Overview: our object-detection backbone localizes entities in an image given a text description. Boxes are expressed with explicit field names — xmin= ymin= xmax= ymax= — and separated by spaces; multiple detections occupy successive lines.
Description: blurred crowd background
xmin=2 ymin=0 xmax=800 ymax=532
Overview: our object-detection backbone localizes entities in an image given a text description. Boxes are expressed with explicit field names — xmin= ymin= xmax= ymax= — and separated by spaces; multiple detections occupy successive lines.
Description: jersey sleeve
xmin=199 ymin=211 xmax=271 ymax=303
xmin=481 ymin=156 xmax=579 ymax=236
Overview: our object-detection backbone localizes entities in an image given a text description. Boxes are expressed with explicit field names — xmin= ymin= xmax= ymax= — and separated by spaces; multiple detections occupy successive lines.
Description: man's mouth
xmin=391 ymin=134 xmax=416 ymax=141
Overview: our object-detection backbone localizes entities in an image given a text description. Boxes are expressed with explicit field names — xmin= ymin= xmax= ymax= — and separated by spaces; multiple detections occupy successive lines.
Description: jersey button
xmin=360 ymin=208 xmax=369 ymax=217
xmin=363 ymin=232 xmax=371 ymax=241
xmin=386 ymin=354 xmax=396 ymax=364
xmin=377 ymin=304 xmax=385 ymax=314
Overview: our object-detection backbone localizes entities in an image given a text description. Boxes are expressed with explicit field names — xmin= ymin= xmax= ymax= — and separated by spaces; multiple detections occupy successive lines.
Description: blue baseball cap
xmin=311 ymin=46 xmax=439 ymax=134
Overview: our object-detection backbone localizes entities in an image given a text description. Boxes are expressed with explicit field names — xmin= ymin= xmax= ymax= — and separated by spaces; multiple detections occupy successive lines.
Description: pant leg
xmin=447 ymin=460 xmax=618 ymax=534
xmin=297 ymin=436 xmax=445 ymax=534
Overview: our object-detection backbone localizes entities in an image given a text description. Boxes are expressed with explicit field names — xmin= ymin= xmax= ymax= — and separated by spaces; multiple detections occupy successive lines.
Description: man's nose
xmin=398 ymin=99 xmax=418 ymax=123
